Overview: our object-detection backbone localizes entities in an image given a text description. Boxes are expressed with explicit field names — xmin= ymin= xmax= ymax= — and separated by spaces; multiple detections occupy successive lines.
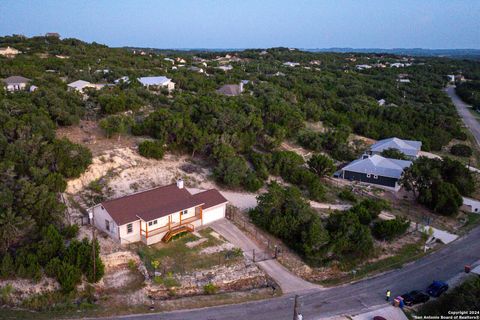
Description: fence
xmin=226 ymin=205 xmax=283 ymax=262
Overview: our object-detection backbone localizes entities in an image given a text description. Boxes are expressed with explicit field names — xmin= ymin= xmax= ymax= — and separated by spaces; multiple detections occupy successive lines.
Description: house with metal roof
xmin=2 ymin=76 xmax=31 ymax=92
xmin=88 ymin=180 xmax=228 ymax=245
xmin=369 ymin=137 xmax=422 ymax=159
xmin=67 ymin=80 xmax=97 ymax=93
xmin=216 ymin=82 xmax=244 ymax=96
xmin=338 ymin=154 xmax=412 ymax=191
xmin=137 ymin=76 xmax=175 ymax=92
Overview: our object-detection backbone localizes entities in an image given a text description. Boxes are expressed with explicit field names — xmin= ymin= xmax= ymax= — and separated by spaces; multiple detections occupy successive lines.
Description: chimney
xmin=176 ymin=179 xmax=184 ymax=189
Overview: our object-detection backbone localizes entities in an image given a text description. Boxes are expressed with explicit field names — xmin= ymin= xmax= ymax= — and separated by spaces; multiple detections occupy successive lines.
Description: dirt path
xmin=210 ymin=219 xmax=321 ymax=293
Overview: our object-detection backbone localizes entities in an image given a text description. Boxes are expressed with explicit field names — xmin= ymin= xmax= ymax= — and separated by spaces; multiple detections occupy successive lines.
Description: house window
xmin=181 ymin=209 xmax=188 ymax=216
xmin=127 ymin=223 xmax=133 ymax=234
xmin=148 ymin=220 xmax=158 ymax=226
xmin=105 ymin=220 xmax=110 ymax=232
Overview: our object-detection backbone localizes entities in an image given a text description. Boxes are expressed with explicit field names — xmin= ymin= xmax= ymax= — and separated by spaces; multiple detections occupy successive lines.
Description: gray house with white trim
xmin=339 ymin=154 xmax=412 ymax=191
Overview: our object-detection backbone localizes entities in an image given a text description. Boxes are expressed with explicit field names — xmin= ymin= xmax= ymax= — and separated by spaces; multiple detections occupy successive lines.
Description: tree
xmin=380 ymin=148 xmax=409 ymax=160
xmin=0 ymin=209 xmax=29 ymax=253
xmin=430 ymin=181 xmax=463 ymax=216
xmin=52 ymin=138 xmax=92 ymax=178
xmin=0 ymin=253 xmax=15 ymax=278
xmin=450 ymin=144 xmax=473 ymax=157
xmin=372 ymin=217 xmax=410 ymax=241
xmin=307 ymin=154 xmax=335 ymax=177
xmin=138 ymin=140 xmax=165 ymax=159
xmin=99 ymin=114 xmax=134 ymax=139
xmin=213 ymin=157 xmax=249 ymax=188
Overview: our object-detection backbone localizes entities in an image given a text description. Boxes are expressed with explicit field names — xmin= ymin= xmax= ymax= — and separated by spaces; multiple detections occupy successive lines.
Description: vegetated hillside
xmin=0 ymin=35 xmax=479 ymax=281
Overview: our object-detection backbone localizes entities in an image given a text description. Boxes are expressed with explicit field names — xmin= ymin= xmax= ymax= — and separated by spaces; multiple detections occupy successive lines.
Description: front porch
xmin=140 ymin=208 xmax=203 ymax=245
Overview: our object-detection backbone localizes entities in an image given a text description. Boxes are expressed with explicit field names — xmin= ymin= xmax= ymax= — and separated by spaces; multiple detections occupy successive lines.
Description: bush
xmin=307 ymin=154 xmax=335 ymax=177
xmin=450 ymin=144 xmax=472 ymax=157
xmin=338 ymin=189 xmax=357 ymax=203
xmin=203 ymin=282 xmax=218 ymax=295
xmin=138 ymin=140 xmax=165 ymax=159
xmin=372 ymin=217 xmax=410 ymax=241
xmin=380 ymin=148 xmax=409 ymax=160
xmin=0 ymin=253 xmax=15 ymax=279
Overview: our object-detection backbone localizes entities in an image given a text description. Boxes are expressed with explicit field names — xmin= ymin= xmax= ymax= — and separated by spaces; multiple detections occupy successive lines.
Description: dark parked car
xmin=426 ymin=281 xmax=449 ymax=297
xmin=400 ymin=290 xmax=430 ymax=306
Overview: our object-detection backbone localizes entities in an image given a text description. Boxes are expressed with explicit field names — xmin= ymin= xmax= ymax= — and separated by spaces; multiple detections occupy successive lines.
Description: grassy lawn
xmin=319 ymin=238 xmax=426 ymax=286
xmin=133 ymin=228 xmax=242 ymax=276
xmin=460 ymin=212 xmax=480 ymax=233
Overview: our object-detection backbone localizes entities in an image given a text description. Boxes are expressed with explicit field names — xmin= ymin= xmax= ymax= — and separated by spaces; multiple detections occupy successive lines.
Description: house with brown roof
xmin=88 ymin=180 xmax=228 ymax=245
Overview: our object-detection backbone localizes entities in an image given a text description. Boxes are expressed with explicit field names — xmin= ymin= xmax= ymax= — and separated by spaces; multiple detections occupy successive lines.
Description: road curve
xmin=445 ymin=85 xmax=480 ymax=145
xmin=98 ymin=226 xmax=480 ymax=320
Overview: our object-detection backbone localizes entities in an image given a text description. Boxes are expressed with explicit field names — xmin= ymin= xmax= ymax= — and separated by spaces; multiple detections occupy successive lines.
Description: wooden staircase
xmin=162 ymin=224 xmax=194 ymax=242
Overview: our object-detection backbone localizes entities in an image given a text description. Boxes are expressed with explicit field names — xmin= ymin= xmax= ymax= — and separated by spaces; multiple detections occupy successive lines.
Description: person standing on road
xmin=385 ymin=290 xmax=391 ymax=302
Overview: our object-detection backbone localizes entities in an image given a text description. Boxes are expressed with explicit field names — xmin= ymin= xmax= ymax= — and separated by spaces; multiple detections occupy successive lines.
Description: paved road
xmin=446 ymin=85 xmax=480 ymax=145
xmin=103 ymin=225 xmax=480 ymax=320
xmin=211 ymin=219 xmax=320 ymax=293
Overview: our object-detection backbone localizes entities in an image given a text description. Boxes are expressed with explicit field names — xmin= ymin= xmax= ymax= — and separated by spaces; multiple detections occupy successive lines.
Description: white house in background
xmin=89 ymin=180 xmax=228 ymax=245
xmin=283 ymin=61 xmax=300 ymax=67
xmin=355 ymin=64 xmax=372 ymax=70
xmin=461 ymin=197 xmax=480 ymax=214
xmin=137 ymin=76 xmax=175 ymax=92
xmin=163 ymin=58 xmax=175 ymax=63
xmin=368 ymin=137 xmax=422 ymax=159
xmin=67 ymin=80 xmax=97 ymax=93
xmin=188 ymin=66 xmax=204 ymax=73
xmin=447 ymin=75 xmax=455 ymax=83
xmin=0 ymin=46 xmax=21 ymax=57
xmin=2 ymin=76 xmax=31 ymax=92
xmin=217 ymin=65 xmax=233 ymax=72
xmin=377 ymin=99 xmax=386 ymax=106
xmin=29 ymin=85 xmax=38 ymax=92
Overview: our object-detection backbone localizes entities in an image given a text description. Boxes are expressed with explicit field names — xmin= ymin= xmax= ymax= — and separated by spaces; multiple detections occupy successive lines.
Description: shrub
xmin=127 ymin=259 xmax=137 ymax=271
xmin=138 ymin=140 xmax=165 ymax=159
xmin=338 ymin=189 xmax=357 ymax=203
xmin=380 ymin=148 xmax=409 ymax=160
xmin=307 ymin=154 xmax=335 ymax=177
xmin=372 ymin=217 xmax=410 ymax=241
xmin=0 ymin=253 xmax=15 ymax=278
xmin=450 ymin=144 xmax=472 ymax=157
xmin=203 ymin=282 xmax=218 ymax=295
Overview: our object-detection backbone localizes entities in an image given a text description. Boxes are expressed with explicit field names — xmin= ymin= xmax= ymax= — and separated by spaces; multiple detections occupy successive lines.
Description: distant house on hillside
xmin=137 ymin=76 xmax=175 ymax=92
xmin=216 ymin=82 xmax=244 ymax=96
xmin=0 ymin=46 xmax=21 ymax=58
xmin=188 ymin=66 xmax=204 ymax=73
xmin=337 ymin=154 xmax=412 ymax=191
xmin=88 ymin=180 xmax=228 ymax=245
xmin=283 ymin=62 xmax=300 ymax=67
xmin=368 ymin=137 xmax=422 ymax=159
xmin=377 ymin=99 xmax=386 ymax=106
xmin=67 ymin=80 xmax=97 ymax=93
xmin=217 ymin=65 xmax=233 ymax=72
xmin=2 ymin=76 xmax=31 ymax=92
xmin=114 ymin=76 xmax=130 ymax=84
xmin=45 ymin=32 xmax=60 ymax=38
xmin=355 ymin=64 xmax=372 ymax=70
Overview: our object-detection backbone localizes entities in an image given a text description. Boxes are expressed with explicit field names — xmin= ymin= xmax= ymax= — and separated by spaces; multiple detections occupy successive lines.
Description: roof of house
xmin=67 ymin=80 xmax=93 ymax=89
xmin=100 ymin=184 xmax=227 ymax=225
xmin=370 ymin=137 xmax=422 ymax=157
xmin=3 ymin=76 xmax=30 ymax=85
xmin=341 ymin=155 xmax=412 ymax=179
xmin=137 ymin=76 xmax=171 ymax=86
xmin=216 ymin=84 xmax=242 ymax=96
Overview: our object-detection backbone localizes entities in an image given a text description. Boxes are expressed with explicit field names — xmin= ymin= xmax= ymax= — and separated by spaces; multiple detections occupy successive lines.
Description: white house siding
xmin=461 ymin=197 xmax=480 ymax=214
xmin=202 ymin=203 xmax=227 ymax=225
xmin=91 ymin=204 xmax=120 ymax=242
xmin=118 ymin=220 xmax=141 ymax=244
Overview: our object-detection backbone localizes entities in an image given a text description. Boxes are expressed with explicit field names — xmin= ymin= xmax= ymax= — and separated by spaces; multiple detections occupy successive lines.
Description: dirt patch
xmin=56 ymin=120 xmax=141 ymax=156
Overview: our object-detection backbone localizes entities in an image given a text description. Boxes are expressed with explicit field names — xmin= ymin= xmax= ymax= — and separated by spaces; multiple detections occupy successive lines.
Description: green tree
xmin=307 ymin=154 xmax=335 ymax=177
xmin=138 ymin=140 xmax=165 ymax=159
xmin=380 ymin=148 xmax=409 ymax=160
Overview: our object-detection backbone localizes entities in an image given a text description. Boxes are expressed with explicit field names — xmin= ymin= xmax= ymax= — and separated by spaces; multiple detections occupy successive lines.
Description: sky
xmin=0 ymin=0 xmax=479 ymax=49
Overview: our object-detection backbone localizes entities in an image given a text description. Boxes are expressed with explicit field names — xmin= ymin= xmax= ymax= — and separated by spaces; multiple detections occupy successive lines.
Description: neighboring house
xmin=461 ymin=197 xmax=480 ymax=214
xmin=283 ymin=62 xmax=300 ymax=67
xmin=2 ymin=76 xmax=31 ymax=92
xmin=377 ymin=99 xmax=386 ymax=106
xmin=216 ymin=82 xmax=244 ymax=96
xmin=447 ymin=75 xmax=455 ymax=83
xmin=89 ymin=181 xmax=228 ymax=245
xmin=217 ymin=65 xmax=233 ymax=72
xmin=368 ymin=137 xmax=422 ymax=159
xmin=45 ymin=32 xmax=60 ymax=38
xmin=67 ymin=80 xmax=97 ymax=93
xmin=338 ymin=154 xmax=412 ymax=191
xmin=355 ymin=64 xmax=372 ymax=70
xmin=137 ymin=76 xmax=175 ymax=92
xmin=188 ymin=66 xmax=204 ymax=73
xmin=29 ymin=85 xmax=38 ymax=92
xmin=0 ymin=46 xmax=21 ymax=57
